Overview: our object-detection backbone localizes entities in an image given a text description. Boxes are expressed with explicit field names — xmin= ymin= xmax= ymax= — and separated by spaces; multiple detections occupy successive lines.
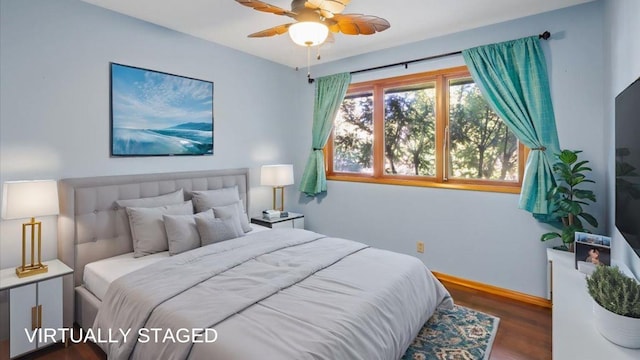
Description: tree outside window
xmin=326 ymin=66 xmax=525 ymax=193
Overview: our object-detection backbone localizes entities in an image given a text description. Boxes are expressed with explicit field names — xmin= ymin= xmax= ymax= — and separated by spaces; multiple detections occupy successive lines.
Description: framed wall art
xmin=110 ymin=63 xmax=214 ymax=156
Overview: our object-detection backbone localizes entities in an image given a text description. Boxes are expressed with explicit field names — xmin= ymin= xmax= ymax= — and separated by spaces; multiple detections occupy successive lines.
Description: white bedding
xmin=83 ymin=223 xmax=270 ymax=300
xmin=93 ymin=229 xmax=453 ymax=360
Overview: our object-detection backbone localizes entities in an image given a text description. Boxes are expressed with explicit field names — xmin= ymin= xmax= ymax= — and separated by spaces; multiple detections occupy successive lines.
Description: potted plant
xmin=586 ymin=265 xmax=640 ymax=348
xmin=540 ymin=150 xmax=599 ymax=251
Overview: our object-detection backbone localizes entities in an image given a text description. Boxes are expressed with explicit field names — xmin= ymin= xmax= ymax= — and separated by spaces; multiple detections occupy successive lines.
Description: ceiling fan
xmin=235 ymin=0 xmax=390 ymax=47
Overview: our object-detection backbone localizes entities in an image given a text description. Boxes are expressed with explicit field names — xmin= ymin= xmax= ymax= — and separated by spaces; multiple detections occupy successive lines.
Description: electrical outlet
xmin=417 ymin=241 xmax=425 ymax=253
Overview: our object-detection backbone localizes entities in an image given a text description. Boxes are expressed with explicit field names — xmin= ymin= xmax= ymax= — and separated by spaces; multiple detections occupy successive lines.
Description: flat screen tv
xmin=615 ymin=76 xmax=640 ymax=258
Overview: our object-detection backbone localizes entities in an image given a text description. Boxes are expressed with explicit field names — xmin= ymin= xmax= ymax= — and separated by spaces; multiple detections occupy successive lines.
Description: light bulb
xmin=289 ymin=22 xmax=329 ymax=47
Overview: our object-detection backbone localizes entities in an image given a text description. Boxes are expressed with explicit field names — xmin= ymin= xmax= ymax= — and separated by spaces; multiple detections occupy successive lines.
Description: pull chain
xmin=306 ymin=45 xmax=315 ymax=83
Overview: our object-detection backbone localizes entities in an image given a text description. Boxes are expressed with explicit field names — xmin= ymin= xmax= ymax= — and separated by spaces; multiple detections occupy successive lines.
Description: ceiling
xmin=80 ymin=0 xmax=594 ymax=68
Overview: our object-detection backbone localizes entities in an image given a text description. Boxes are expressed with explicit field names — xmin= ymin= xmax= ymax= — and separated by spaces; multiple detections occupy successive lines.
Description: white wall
xmin=1 ymin=0 xmax=630 ymax=341
xmin=604 ymin=0 xmax=640 ymax=277
xmin=288 ymin=1 xmax=607 ymax=298
xmin=0 ymin=0 xmax=301 ymax=267
xmin=0 ymin=0 xmax=301 ymax=339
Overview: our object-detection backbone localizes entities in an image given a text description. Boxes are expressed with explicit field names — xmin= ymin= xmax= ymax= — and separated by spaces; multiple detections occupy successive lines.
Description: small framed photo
xmin=574 ymin=232 xmax=611 ymax=274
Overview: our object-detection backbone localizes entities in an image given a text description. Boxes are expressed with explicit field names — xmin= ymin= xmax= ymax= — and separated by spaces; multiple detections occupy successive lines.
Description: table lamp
xmin=260 ymin=164 xmax=294 ymax=212
xmin=2 ymin=180 xmax=59 ymax=278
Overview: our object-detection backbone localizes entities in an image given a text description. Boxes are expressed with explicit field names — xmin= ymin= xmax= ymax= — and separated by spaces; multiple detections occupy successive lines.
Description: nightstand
xmin=0 ymin=259 xmax=73 ymax=359
xmin=251 ymin=212 xmax=304 ymax=229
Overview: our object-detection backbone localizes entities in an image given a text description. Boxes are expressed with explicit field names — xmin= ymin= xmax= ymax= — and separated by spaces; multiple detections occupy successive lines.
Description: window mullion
xmin=373 ymin=84 xmax=385 ymax=178
xmin=435 ymin=74 xmax=447 ymax=183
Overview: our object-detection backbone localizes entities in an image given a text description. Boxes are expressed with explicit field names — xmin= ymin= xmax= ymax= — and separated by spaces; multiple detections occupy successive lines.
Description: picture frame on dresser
xmin=574 ymin=232 xmax=611 ymax=274
xmin=110 ymin=62 xmax=214 ymax=157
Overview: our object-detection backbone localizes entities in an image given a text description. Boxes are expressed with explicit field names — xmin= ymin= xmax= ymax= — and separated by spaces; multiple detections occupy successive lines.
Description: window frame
xmin=325 ymin=66 xmax=527 ymax=194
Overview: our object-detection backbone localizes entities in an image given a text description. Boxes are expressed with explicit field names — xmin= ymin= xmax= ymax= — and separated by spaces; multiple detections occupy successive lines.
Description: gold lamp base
xmin=16 ymin=217 xmax=48 ymax=278
xmin=272 ymin=186 xmax=285 ymax=212
xmin=16 ymin=263 xmax=48 ymax=278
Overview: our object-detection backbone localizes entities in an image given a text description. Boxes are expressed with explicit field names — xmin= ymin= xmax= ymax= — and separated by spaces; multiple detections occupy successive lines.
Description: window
xmin=326 ymin=66 xmax=526 ymax=193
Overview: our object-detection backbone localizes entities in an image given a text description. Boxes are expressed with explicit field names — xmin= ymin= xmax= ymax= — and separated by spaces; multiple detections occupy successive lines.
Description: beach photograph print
xmin=110 ymin=63 xmax=213 ymax=156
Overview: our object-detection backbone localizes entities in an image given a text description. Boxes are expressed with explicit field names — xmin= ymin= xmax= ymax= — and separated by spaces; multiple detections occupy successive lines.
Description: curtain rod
xmin=349 ymin=31 xmax=551 ymax=76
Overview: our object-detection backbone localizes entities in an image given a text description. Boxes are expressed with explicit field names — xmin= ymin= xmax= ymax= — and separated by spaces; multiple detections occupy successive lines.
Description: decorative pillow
xmin=191 ymin=187 xmax=251 ymax=233
xmin=191 ymin=186 xmax=240 ymax=213
xmin=235 ymin=201 xmax=252 ymax=233
xmin=114 ymin=189 xmax=186 ymax=247
xmin=126 ymin=201 xmax=194 ymax=258
xmin=116 ymin=188 xmax=184 ymax=209
xmin=211 ymin=203 xmax=245 ymax=235
xmin=163 ymin=209 xmax=213 ymax=256
xmin=195 ymin=216 xmax=244 ymax=246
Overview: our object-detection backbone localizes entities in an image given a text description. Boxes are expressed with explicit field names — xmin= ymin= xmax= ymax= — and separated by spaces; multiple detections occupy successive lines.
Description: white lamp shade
xmin=2 ymin=180 xmax=59 ymax=220
xmin=261 ymin=165 xmax=294 ymax=187
xmin=289 ymin=21 xmax=329 ymax=47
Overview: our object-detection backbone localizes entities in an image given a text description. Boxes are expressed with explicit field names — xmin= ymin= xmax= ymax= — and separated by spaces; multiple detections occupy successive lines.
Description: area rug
xmin=402 ymin=305 xmax=500 ymax=360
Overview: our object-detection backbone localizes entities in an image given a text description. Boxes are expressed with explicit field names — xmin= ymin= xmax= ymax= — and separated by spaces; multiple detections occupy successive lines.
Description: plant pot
xmin=592 ymin=299 xmax=640 ymax=348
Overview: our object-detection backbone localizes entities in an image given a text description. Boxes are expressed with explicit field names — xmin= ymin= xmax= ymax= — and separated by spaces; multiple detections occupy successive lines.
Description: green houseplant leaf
xmin=540 ymin=150 xmax=599 ymax=249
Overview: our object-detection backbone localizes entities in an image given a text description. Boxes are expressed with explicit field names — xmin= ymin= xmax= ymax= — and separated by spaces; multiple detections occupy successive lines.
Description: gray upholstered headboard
xmin=56 ymin=168 xmax=249 ymax=327
xmin=58 ymin=168 xmax=249 ymax=286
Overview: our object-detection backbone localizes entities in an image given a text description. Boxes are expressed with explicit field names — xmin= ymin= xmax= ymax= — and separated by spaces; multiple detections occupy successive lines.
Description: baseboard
xmin=432 ymin=271 xmax=552 ymax=309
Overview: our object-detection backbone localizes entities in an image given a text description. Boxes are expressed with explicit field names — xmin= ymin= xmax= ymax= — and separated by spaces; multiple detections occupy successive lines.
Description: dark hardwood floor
xmin=441 ymin=280 xmax=552 ymax=360
xmin=2 ymin=281 xmax=551 ymax=360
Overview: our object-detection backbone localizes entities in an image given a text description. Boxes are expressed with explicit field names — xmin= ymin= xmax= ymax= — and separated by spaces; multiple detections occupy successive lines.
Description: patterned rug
xmin=402 ymin=305 xmax=500 ymax=360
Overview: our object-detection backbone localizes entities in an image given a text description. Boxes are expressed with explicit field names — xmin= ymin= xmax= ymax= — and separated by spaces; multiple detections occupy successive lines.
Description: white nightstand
xmin=0 ymin=259 xmax=73 ymax=359
xmin=251 ymin=212 xmax=304 ymax=229
xmin=547 ymin=249 xmax=640 ymax=359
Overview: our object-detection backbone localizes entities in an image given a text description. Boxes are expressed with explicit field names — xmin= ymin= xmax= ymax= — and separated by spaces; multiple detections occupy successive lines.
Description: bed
xmin=57 ymin=168 xmax=452 ymax=360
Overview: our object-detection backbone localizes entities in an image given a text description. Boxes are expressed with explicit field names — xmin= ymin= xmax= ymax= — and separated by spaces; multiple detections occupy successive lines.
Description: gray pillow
xmin=126 ymin=201 xmax=194 ymax=257
xmin=114 ymin=189 xmax=186 ymax=246
xmin=235 ymin=201 xmax=252 ymax=233
xmin=211 ymin=202 xmax=245 ymax=235
xmin=191 ymin=186 xmax=240 ymax=213
xmin=195 ymin=216 xmax=244 ymax=246
xmin=163 ymin=209 xmax=214 ymax=255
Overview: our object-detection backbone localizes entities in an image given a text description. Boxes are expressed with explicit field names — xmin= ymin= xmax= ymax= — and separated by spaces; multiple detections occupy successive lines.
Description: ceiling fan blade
xmin=331 ymin=13 xmax=390 ymax=35
xmin=235 ymin=0 xmax=296 ymax=18
xmin=248 ymin=23 xmax=293 ymax=38
xmin=324 ymin=32 xmax=335 ymax=44
xmin=305 ymin=0 xmax=350 ymax=18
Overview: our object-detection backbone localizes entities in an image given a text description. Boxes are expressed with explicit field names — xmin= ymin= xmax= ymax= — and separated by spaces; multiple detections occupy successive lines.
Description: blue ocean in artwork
xmin=111 ymin=64 xmax=214 ymax=156
xmin=113 ymin=123 xmax=213 ymax=156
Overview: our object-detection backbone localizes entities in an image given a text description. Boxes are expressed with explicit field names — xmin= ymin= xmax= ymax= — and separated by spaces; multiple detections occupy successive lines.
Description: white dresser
xmin=547 ymin=249 xmax=640 ymax=359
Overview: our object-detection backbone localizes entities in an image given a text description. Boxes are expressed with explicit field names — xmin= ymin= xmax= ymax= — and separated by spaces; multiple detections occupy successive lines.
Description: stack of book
xmin=262 ymin=210 xmax=280 ymax=220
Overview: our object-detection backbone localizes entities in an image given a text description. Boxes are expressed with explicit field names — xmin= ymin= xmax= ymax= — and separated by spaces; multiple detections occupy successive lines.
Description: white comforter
xmin=93 ymin=229 xmax=452 ymax=360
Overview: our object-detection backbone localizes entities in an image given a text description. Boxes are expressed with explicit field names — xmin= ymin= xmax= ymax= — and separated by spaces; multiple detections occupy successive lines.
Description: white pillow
xmin=163 ymin=209 xmax=214 ymax=255
xmin=195 ymin=216 xmax=244 ymax=246
xmin=126 ymin=201 xmax=194 ymax=258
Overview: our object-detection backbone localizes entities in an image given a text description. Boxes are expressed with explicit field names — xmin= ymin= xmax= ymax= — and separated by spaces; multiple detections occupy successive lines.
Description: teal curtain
xmin=299 ymin=72 xmax=351 ymax=196
xmin=462 ymin=36 xmax=560 ymax=215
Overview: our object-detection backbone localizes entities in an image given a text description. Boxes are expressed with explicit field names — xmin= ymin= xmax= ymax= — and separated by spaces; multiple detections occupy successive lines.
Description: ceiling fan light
xmin=289 ymin=21 xmax=329 ymax=47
